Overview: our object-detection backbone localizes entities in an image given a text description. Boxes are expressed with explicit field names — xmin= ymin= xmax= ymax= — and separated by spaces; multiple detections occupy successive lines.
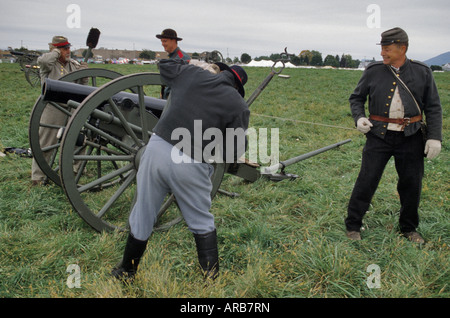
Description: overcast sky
xmin=0 ymin=0 xmax=449 ymax=61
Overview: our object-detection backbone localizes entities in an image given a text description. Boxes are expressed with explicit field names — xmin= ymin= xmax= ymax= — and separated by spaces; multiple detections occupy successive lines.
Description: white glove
xmin=424 ymin=139 xmax=441 ymax=159
xmin=356 ymin=117 xmax=373 ymax=134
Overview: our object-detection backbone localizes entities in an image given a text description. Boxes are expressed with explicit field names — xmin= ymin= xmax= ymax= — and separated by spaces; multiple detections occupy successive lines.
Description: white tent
xmin=245 ymin=60 xmax=298 ymax=68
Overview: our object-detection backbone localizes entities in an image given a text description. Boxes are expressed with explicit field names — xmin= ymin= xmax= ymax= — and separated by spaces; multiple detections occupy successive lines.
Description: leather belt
xmin=369 ymin=114 xmax=422 ymax=130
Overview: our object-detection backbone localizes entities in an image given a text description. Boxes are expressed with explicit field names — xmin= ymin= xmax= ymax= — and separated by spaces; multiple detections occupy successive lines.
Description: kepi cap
xmin=377 ymin=27 xmax=408 ymax=45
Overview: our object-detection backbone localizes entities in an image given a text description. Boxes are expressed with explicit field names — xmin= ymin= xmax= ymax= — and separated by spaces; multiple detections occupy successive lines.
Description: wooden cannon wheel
xmin=29 ymin=68 xmax=127 ymax=186
xmin=58 ymin=73 xmax=226 ymax=233
xmin=25 ymin=61 xmax=41 ymax=87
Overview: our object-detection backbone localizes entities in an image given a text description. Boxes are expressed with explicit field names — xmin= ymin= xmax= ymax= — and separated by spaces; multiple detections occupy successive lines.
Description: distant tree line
xmin=430 ymin=65 xmax=442 ymax=71
xmin=139 ymin=48 xmax=362 ymax=68
xmin=139 ymin=49 xmax=156 ymax=60
xmin=241 ymin=50 xmax=363 ymax=68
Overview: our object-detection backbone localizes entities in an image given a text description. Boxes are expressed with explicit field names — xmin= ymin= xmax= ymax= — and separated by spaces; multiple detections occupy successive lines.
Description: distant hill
xmin=423 ymin=51 xmax=450 ymax=66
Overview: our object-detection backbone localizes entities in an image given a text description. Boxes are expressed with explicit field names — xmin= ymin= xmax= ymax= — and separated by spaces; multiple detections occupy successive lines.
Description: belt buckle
xmin=402 ymin=117 xmax=411 ymax=130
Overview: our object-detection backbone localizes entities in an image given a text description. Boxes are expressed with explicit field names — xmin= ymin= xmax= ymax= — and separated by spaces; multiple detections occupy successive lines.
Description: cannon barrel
xmin=10 ymin=50 xmax=25 ymax=56
xmin=10 ymin=50 xmax=41 ymax=58
xmin=42 ymin=78 xmax=166 ymax=117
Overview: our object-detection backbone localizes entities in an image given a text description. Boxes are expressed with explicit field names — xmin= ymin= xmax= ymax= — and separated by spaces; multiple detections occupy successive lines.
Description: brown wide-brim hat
xmin=377 ymin=27 xmax=408 ymax=45
xmin=49 ymin=36 xmax=71 ymax=48
xmin=156 ymin=28 xmax=183 ymax=41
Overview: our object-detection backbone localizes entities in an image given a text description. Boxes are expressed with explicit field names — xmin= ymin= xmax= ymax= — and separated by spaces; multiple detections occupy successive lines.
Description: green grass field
xmin=0 ymin=62 xmax=448 ymax=299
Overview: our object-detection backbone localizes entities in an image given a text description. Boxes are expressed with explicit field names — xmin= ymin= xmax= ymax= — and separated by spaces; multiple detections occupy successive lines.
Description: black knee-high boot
xmin=194 ymin=229 xmax=219 ymax=280
xmin=111 ymin=233 xmax=148 ymax=282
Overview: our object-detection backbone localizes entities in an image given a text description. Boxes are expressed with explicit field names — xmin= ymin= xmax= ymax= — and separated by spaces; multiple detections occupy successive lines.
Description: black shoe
xmin=403 ymin=231 xmax=425 ymax=244
xmin=111 ymin=233 xmax=148 ymax=282
xmin=194 ymin=230 xmax=219 ymax=280
xmin=346 ymin=230 xmax=361 ymax=240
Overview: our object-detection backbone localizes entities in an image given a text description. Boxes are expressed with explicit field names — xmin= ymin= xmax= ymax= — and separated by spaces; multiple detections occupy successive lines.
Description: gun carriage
xmin=10 ymin=50 xmax=42 ymax=87
xmin=29 ymin=49 xmax=351 ymax=233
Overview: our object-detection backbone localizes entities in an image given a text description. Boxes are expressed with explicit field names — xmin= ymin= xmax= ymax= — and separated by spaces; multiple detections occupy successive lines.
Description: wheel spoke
xmin=84 ymin=139 xmax=125 ymax=156
xmin=77 ymin=162 xmax=134 ymax=193
xmin=48 ymin=101 xmax=72 ymax=116
xmin=137 ymin=86 xmax=150 ymax=143
xmin=72 ymin=144 xmax=90 ymax=183
xmin=41 ymin=142 xmax=61 ymax=152
xmin=39 ymin=123 xmax=64 ymax=130
xmin=107 ymin=97 xmax=144 ymax=147
xmin=73 ymin=154 xmax=133 ymax=161
xmin=157 ymin=194 xmax=176 ymax=219
xmin=96 ymin=170 xmax=136 ymax=218
xmin=83 ymin=122 xmax=136 ymax=153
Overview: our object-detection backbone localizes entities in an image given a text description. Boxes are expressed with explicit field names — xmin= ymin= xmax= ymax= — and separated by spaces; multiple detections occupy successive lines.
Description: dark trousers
xmin=345 ymin=130 xmax=424 ymax=233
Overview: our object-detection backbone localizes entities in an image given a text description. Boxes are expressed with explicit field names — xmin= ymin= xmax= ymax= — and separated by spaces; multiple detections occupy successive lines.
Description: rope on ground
xmin=252 ymin=113 xmax=358 ymax=131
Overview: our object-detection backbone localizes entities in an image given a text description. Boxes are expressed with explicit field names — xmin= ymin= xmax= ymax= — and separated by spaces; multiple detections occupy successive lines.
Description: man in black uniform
xmin=345 ymin=27 xmax=442 ymax=243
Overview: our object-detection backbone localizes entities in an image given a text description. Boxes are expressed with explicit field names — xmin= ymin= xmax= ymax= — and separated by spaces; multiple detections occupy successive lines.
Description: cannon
xmin=10 ymin=50 xmax=42 ymax=87
xmin=29 ymin=68 xmax=137 ymax=186
xmin=29 ymin=49 xmax=351 ymax=233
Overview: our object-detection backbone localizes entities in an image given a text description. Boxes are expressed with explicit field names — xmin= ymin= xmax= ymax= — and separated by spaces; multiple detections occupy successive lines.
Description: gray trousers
xmin=129 ymin=134 xmax=215 ymax=241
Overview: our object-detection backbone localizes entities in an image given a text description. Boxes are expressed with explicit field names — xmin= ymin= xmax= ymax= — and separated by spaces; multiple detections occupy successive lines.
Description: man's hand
xmin=50 ymin=48 xmax=61 ymax=56
xmin=424 ymin=139 xmax=441 ymax=159
xmin=356 ymin=117 xmax=373 ymax=134
xmin=79 ymin=61 xmax=88 ymax=69
xmin=189 ymin=60 xmax=219 ymax=74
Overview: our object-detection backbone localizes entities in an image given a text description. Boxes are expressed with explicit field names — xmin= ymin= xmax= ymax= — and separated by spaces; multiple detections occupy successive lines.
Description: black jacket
xmin=350 ymin=59 xmax=442 ymax=140
xmin=154 ymin=59 xmax=250 ymax=163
